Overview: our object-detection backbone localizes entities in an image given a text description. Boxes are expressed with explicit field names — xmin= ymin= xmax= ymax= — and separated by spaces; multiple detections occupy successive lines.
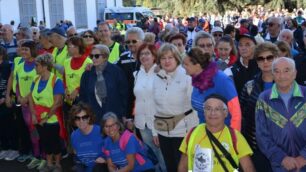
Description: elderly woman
xmin=278 ymin=29 xmax=300 ymax=57
xmin=240 ymin=42 xmax=279 ymax=172
xmin=102 ymin=112 xmax=155 ymax=172
xmin=28 ymin=53 xmax=65 ymax=171
xmin=192 ymin=31 xmax=216 ymax=60
xmin=183 ymin=47 xmax=241 ymax=130
xmin=178 ymin=94 xmax=255 ymax=172
xmin=79 ymin=44 xmax=128 ymax=124
xmin=153 ymin=43 xmax=198 ymax=171
xmin=133 ymin=43 xmax=166 ymax=171
xmin=70 ymin=102 xmax=108 ymax=172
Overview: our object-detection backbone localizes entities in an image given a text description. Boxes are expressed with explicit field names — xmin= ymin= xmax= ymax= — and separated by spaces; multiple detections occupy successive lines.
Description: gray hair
xmin=18 ymin=27 xmax=33 ymax=39
xmin=67 ymin=26 xmax=76 ymax=32
xmin=92 ymin=44 xmax=110 ymax=56
xmin=192 ymin=31 xmax=215 ymax=47
xmin=203 ymin=99 xmax=228 ymax=110
xmin=101 ymin=112 xmax=125 ymax=135
xmin=272 ymin=57 xmax=296 ymax=73
xmin=125 ymin=27 xmax=145 ymax=41
xmin=2 ymin=24 xmax=13 ymax=32
xmin=278 ymin=29 xmax=293 ymax=41
xmin=35 ymin=53 xmax=54 ymax=71
xmin=268 ymin=17 xmax=283 ymax=25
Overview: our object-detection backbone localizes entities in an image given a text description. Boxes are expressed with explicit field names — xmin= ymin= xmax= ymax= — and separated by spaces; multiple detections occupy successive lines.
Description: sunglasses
xmin=83 ymin=35 xmax=93 ymax=38
xmin=125 ymin=40 xmax=138 ymax=45
xmin=74 ymin=115 xmax=90 ymax=121
xmin=68 ymin=33 xmax=78 ymax=37
xmin=268 ymin=22 xmax=275 ymax=27
xmin=33 ymin=32 xmax=37 ymax=35
xmin=213 ymin=33 xmax=223 ymax=37
xmin=90 ymin=53 xmax=107 ymax=59
xmin=256 ymin=55 xmax=274 ymax=62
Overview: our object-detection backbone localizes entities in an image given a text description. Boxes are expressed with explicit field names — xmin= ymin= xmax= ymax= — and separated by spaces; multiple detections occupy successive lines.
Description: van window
xmin=105 ymin=13 xmax=133 ymax=20
xmin=136 ymin=12 xmax=144 ymax=20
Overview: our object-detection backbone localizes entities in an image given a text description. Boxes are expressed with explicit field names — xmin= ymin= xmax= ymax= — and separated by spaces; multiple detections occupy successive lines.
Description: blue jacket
xmin=256 ymin=82 xmax=306 ymax=171
xmin=80 ymin=62 xmax=128 ymax=123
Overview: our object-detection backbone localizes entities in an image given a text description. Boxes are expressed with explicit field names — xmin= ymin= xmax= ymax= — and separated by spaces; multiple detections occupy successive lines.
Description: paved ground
xmin=0 ymin=155 xmax=74 ymax=172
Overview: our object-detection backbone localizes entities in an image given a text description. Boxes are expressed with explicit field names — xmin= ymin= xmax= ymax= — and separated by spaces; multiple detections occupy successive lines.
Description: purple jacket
xmin=256 ymin=82 xmax=306 ymax=171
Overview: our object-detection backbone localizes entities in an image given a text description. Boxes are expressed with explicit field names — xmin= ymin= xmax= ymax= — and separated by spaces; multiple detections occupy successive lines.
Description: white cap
xmin=211 ymin=26 xmax=223 ymax=33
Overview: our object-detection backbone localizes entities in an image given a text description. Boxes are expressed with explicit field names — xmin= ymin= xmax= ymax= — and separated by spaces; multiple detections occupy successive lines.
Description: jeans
xmin=139 ymin=127 xmax=167 ymax=172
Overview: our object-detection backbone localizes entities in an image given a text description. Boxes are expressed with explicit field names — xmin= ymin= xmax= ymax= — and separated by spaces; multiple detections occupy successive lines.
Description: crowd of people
xmin=0 ymin=6 xmax=305 ymax=172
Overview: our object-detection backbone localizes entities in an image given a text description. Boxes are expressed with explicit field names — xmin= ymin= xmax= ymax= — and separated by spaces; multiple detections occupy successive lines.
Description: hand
xmin=70 ymin=89 xmax=79 ymax=102
xmin=95 ymin=157 xmax=106 ymax=164
xmin=18 ymin=96 xmax=28 ymax=106
xmin=281 ymin=156 xmax=298 ymax=171
xmin=5 ymin=96 xmax=12 ymax=108
xmin=296 ymin=156 xmax=306 ymax=169
xmin=39 ymin=117 xmax=48 ymax=126
xmin=153 ymin=136 xmax=159 ymax=147
xmin=85 ymin=64 xmax=93 ymax=71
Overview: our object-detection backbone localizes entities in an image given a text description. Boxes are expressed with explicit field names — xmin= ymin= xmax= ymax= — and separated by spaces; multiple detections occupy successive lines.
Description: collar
xmin=240 ymin=57 xmax=248 ymax=68
xmin=140 ymin=64 xmax=157 ymax=74
xmin=270 ymin=81 xmax=303 ymax=100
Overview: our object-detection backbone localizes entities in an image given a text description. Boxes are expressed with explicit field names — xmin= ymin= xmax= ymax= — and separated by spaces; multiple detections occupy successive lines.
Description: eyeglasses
xmin=125 ymin=40 xmax=139 ymax=45
xmin=68 ymin=33 xmax=78 ymax=37
xmin=90 ymin=53 xmax=107 ymax=59
xmin=213 ymin=33 xmax=223 ymax=37
xmin=140 ymin=51 xmax=151 ymax=56
xmin=198 ymin=43 xmax=213 ymax=48
xmin=74 ymin=115 xmax=90 ymax=121
xmin=83 ymin=35 xmax=93 ymax=38
xmin=104 ymin=123 xmax=117 ymax=129
xmin=204 ymin=106 xmax=226 ymax=114
xmin=256 ymin=55 xmax=274 ymax=62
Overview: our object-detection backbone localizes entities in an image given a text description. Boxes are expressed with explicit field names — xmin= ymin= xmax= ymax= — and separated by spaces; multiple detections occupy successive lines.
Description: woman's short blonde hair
xmin=157 ymin=43 xmax=181 ymax=66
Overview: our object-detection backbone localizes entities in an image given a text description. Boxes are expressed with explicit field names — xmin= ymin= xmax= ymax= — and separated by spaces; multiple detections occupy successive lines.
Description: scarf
xmin=192 ymin=62 xmax=218 ymax=93
xmin=95 ymin=62 xmax=107 ymax=105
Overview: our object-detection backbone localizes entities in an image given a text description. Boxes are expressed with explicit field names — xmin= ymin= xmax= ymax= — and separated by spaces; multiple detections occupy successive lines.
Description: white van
xmin=103 ymin=7 xmax=155 ymax=26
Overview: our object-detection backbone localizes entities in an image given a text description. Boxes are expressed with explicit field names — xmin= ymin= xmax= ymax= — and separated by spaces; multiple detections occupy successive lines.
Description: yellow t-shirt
xmin=179 ymin=124 xmax=253 ymax=172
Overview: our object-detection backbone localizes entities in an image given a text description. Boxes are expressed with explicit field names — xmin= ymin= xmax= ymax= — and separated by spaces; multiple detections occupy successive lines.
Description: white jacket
xmin=153 ymin=65 xmax=199 ymax=137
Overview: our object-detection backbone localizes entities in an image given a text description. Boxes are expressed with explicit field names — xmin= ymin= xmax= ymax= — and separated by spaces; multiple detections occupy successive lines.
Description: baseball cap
xmin=47 ymin=27 xmax=66 ymax=37
xmin=187 ymin=17 xmax=196 ymax=22
xmin=238 ymin=34 xmax=257 ymax=44
xmin=211 ymin=26 xmax=223 ymax=33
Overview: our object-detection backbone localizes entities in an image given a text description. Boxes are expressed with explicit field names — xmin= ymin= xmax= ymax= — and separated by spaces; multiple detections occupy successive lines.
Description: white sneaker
xmin=4 ymin=150 xmax=20 ymax=161
xmin=0 ymin=150 xmax=9 ymax=160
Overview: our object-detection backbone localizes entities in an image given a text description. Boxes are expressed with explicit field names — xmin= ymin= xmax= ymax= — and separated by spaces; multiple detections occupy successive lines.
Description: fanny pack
xmin=154 ymin=109 xmax=193 ymax=133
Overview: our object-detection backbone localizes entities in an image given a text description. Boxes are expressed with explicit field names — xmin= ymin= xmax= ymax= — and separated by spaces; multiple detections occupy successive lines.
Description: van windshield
xmin=105 ymin=13 xmax=133 ymax=20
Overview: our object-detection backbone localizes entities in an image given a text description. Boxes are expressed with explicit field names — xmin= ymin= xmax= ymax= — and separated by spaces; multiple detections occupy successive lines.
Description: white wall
xmin=0 ymin=0 xmax=20 ymax=30
xmin=106 ymin=0 xmax=123 ymax=7
xmin=63 ymin=0 xmax=75 ymax=25
xmin=87 ymin=0 xmax=98 ymax=30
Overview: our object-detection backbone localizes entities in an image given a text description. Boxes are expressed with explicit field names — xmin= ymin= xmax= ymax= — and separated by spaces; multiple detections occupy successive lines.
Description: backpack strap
xmin=185 ymin=127 xmax=196 ymax=145
xmin=119 ymin=130 xmax=146 ymax=165
xmin=229 ymin=127 xmax=238 ymax=155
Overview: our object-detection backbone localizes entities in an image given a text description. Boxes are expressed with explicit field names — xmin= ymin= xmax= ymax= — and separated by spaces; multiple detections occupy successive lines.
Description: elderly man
xmin=66 ymin=26 xmax=78 ymax=38
xmin=264 ymin=17 xmax=282 ymax=43
xmin=117 ymin=27 xmax=143 ymax=119
xmin=0 ymin=24 xmax=17 ymax=62
xmin=278 ymin=29 xmax=299 ymax=57
xmin=256 ymin=57 xmax=306 ymax=171
xmin=48 ymin=27 xmax=69 ymax=79
xmin=178 ymin=94 xmax=255 ymax=172
xmin=224 ymin=34 xmax=259 ymax=98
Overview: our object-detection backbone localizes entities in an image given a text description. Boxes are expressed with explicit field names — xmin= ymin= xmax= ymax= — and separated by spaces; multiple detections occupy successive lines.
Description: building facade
xmin=0 ymin=0 xmax=122 ymax=30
